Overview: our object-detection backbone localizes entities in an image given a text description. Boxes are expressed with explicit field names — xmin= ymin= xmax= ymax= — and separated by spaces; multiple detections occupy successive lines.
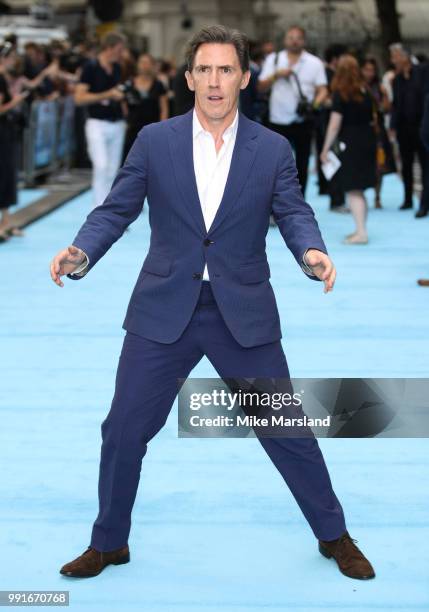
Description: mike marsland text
xmin=188 ymin=415 xmax=332 ymax=428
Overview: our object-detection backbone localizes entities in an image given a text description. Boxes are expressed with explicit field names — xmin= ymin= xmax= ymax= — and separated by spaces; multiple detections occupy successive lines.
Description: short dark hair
xmin=324 ymin=43 xmax=347 ymax=64
xmin=286 ymin=25 xmax=306 ymax=38
xmin=100 ymin=32 xmax=126 ymax=51
xmin=185 ymin=25 xmax=249 ymax=73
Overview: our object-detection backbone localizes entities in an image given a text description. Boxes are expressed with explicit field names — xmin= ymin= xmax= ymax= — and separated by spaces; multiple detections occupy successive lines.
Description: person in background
xmin=74 ymin=32 xmax=126 ymax=208
xmin=258 ymin=26 xmax=328 ymax=197
xmin=389 ymin=43 xmax=426 ymax=215
xmin=261 ymin=40 xmax=275 ymax=59
xmin=156 ymin=58 xmax=175 ymax=117
xmin=417 ymin=92 xmax=429 ymax=286
xmin=0 ymin=44 xmax=29 ymax=241
xmin=317 ymin=43 xmax=347 ymax=211
xmin=361 ymin=56 xmax=392 ymax=209
xmin=321 ymin=55 xmax=377 ymax=244
xmin=172 ymin=61 xmax=195 ymax=116
xmin=120 ymin=47 xmax=136 ymax=82
xmin=239 ymin=41 xmax=263 ymax=122
xmin=122 ymin=53 xmax=169 ymax=160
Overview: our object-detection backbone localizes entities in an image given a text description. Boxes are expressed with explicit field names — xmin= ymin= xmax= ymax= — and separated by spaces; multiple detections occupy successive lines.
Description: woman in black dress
xmin=0 ymin=45 xmax=29 ymax=241
xmin=321 ymin=54 xmax=377 ymax=244
xmin=122 ymin=53 xmax=169 ymax=161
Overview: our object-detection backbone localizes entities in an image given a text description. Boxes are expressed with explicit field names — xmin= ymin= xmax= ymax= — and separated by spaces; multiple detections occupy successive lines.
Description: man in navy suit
xmin=50 ymin=25 xmax=374 ymax=580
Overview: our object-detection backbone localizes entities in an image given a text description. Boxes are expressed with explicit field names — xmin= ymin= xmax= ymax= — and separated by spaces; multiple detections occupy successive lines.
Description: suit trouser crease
xmin=90 ymin=283 xmax=347 ymax=551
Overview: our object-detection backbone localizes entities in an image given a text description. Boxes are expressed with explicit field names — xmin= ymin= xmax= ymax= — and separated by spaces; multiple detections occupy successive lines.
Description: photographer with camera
xmin=258 ymin=26 xmax=328 ymax=197
xmin=74 ymin=32 xmax=127 ymax=208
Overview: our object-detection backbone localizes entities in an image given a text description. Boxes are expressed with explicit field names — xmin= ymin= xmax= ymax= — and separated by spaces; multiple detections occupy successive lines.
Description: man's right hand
xmin=106 ymin=87 xmax=124 ymax=102
xmin=50 ymin=245 xmax=86 ymax=288
xmin=276 ymin=67 xmax=294 ymax=80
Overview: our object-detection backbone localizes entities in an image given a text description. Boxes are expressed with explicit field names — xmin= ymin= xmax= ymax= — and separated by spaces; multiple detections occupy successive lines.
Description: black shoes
xmin=415 ymin=209 xmax=428 ymax=218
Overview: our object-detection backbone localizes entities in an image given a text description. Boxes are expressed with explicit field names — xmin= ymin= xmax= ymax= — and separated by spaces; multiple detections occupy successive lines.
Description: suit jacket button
xmin=193 ymin=272 xmax=202 ymax=279
xmin=203 ymin=238 xmax=213 ymax=246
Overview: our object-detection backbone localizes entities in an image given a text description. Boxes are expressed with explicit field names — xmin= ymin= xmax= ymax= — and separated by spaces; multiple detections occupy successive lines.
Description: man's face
xmin=109 ymin=43 xmax=125 ymax=63
xmin=284 ymin=28 xmax=305 ymax=54
xmin=185 ymin=43 xmax=250 ymax=123
xmin=390 ymin=48 xmax=407 ymax=71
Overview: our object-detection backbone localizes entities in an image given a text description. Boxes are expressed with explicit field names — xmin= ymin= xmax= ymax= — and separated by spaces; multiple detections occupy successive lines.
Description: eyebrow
xmin=195 ymin=64 xmax=235 ymax=70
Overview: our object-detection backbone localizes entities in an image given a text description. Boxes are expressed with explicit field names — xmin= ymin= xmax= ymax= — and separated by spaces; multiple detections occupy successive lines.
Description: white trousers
xmin=85 ymin=118 xmax=126 ymax=208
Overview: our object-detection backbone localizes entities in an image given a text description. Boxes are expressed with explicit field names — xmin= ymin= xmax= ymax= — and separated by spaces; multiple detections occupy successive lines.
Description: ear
xmin=185 ymin=69 xmax=195 ymax=92
xmin=240 ymin=70 xmax=251 ymax=91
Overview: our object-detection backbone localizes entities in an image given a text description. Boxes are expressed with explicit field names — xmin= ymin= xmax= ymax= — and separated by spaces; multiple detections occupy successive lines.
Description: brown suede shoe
xmin=60 ymin=545 xmax=130 ymax=578
xmin=319 ymin=531 xmax=375 ymax=579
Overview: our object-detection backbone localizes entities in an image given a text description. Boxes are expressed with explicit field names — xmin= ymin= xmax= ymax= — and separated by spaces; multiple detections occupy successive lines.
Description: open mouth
xmin=208 ymin=96 xmax=223 ymax=102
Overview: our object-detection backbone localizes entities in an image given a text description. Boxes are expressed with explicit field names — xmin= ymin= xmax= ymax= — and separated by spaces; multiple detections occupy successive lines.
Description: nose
xmin=208 ymin=69 xmax=220 ymax=88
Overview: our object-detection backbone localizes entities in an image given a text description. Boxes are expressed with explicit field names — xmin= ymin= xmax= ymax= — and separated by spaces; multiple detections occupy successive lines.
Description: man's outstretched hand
xmin=50 ymin=245 xmax=85 ymax=287
xmin=304 ymin=249 xmax=336 ymax=293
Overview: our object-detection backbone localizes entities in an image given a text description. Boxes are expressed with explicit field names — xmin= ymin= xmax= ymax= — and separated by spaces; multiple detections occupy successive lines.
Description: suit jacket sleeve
xmin=67 ymin=126 xmax=150 ymax=280
xmin=271 ymin=137 xmax=328 ymax=281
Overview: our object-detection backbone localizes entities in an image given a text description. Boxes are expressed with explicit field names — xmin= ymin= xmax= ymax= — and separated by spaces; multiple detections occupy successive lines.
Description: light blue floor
xmin=0 ymin=169 xmax=428 ymax=610
xmin=15 ymin=188 xmax=48 ymax=211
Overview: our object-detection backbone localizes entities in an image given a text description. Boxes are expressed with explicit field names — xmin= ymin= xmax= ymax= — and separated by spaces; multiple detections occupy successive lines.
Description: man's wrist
xmin=302 ymin=248 xmax=326 ymax=276
xmin=71 ymin=252 xmax=89 ymax=276
xmin=302 ymin=249 xmax=314 ymax=276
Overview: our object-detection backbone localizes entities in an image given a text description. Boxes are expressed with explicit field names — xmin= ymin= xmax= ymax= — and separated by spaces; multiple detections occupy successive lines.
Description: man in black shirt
xmin=75 ymin=32 xmax=126 ymax=208
xmin=390 ymin=43 xmax=427 ymax=215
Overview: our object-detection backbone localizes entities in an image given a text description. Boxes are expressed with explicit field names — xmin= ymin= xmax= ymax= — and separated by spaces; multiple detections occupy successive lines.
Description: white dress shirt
xmin=71 ymin=108 xmax=316 ymax=279
xmin=193 ymin=107 xmax=239 ymax=280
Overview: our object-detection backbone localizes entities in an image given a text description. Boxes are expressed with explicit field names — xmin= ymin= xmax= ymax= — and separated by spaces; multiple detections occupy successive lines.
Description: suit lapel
xmin=168 ymin=109 xmax=259 ymax=236
xmin=208 ymin=113 xmax=258 ymax=235
xmin=168 ymin=109 xmax=206 ymax=234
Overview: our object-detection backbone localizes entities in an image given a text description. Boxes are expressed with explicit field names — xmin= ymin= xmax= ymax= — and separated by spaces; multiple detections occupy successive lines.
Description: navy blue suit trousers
xmin=90 ymin=282 xmax=347 ymax=551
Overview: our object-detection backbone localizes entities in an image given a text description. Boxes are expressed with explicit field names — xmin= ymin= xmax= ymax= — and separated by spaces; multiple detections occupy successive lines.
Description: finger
xmin=321 ymin=261 xmax=333 ymax=281
xmin=50 ymin=261 xmax=57 ymax=283
xmin=53 ymin=256 xmax=62 ymax=275
xmin=324 ymin=268 xmax=336 ymax=293
xmin=50 ymin=261 xmax=63 ymax=287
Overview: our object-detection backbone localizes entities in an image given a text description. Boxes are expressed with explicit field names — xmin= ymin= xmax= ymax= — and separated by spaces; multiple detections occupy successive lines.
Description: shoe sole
xmin=318 ymin=543 xmax=375 ymax=580
xmin=60 ymin=552 xmax=130 ymax=578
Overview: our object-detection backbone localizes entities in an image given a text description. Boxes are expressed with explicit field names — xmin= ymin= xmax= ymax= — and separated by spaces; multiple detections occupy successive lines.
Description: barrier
xmin=21 ymin=96 xmax=76 ymax=186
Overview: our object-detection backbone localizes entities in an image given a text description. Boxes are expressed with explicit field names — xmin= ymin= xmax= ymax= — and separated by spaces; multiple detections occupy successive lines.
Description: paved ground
xmin=1 ymin=170 xmax=428 ymax=610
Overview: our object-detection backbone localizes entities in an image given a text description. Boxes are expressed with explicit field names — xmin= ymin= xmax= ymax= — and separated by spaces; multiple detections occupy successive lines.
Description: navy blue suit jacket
xmin=68 ymin=109 xmax=328 ymax=347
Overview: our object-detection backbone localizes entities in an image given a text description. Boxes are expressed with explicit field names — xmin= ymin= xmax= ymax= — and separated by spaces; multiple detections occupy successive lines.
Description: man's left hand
xmin=304 ymin=249 xmax=336 ymax=293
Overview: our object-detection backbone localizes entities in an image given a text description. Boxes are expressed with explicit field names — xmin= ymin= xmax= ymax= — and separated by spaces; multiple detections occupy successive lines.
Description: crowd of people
xmin=0 ymin=26 xmax=428 ymax=252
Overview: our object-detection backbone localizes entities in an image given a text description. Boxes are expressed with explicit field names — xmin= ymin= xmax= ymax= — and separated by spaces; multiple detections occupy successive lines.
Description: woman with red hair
xmin=321 ymin=54 xmax=376 ymax=244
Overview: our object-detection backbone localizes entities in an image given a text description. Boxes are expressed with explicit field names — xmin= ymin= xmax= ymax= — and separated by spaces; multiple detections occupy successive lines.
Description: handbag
xmin=368 ymin=89 xmax=396 ymax=175
xmin=289 ymin=71 xmax=314 ymax=121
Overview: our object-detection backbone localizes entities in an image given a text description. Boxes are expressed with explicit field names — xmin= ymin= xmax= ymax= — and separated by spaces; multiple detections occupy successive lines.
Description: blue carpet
xmin=0 ymin=169 xmax=428 ymax=610
xmin=16 ymin=188 xmax=48 ymax=211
